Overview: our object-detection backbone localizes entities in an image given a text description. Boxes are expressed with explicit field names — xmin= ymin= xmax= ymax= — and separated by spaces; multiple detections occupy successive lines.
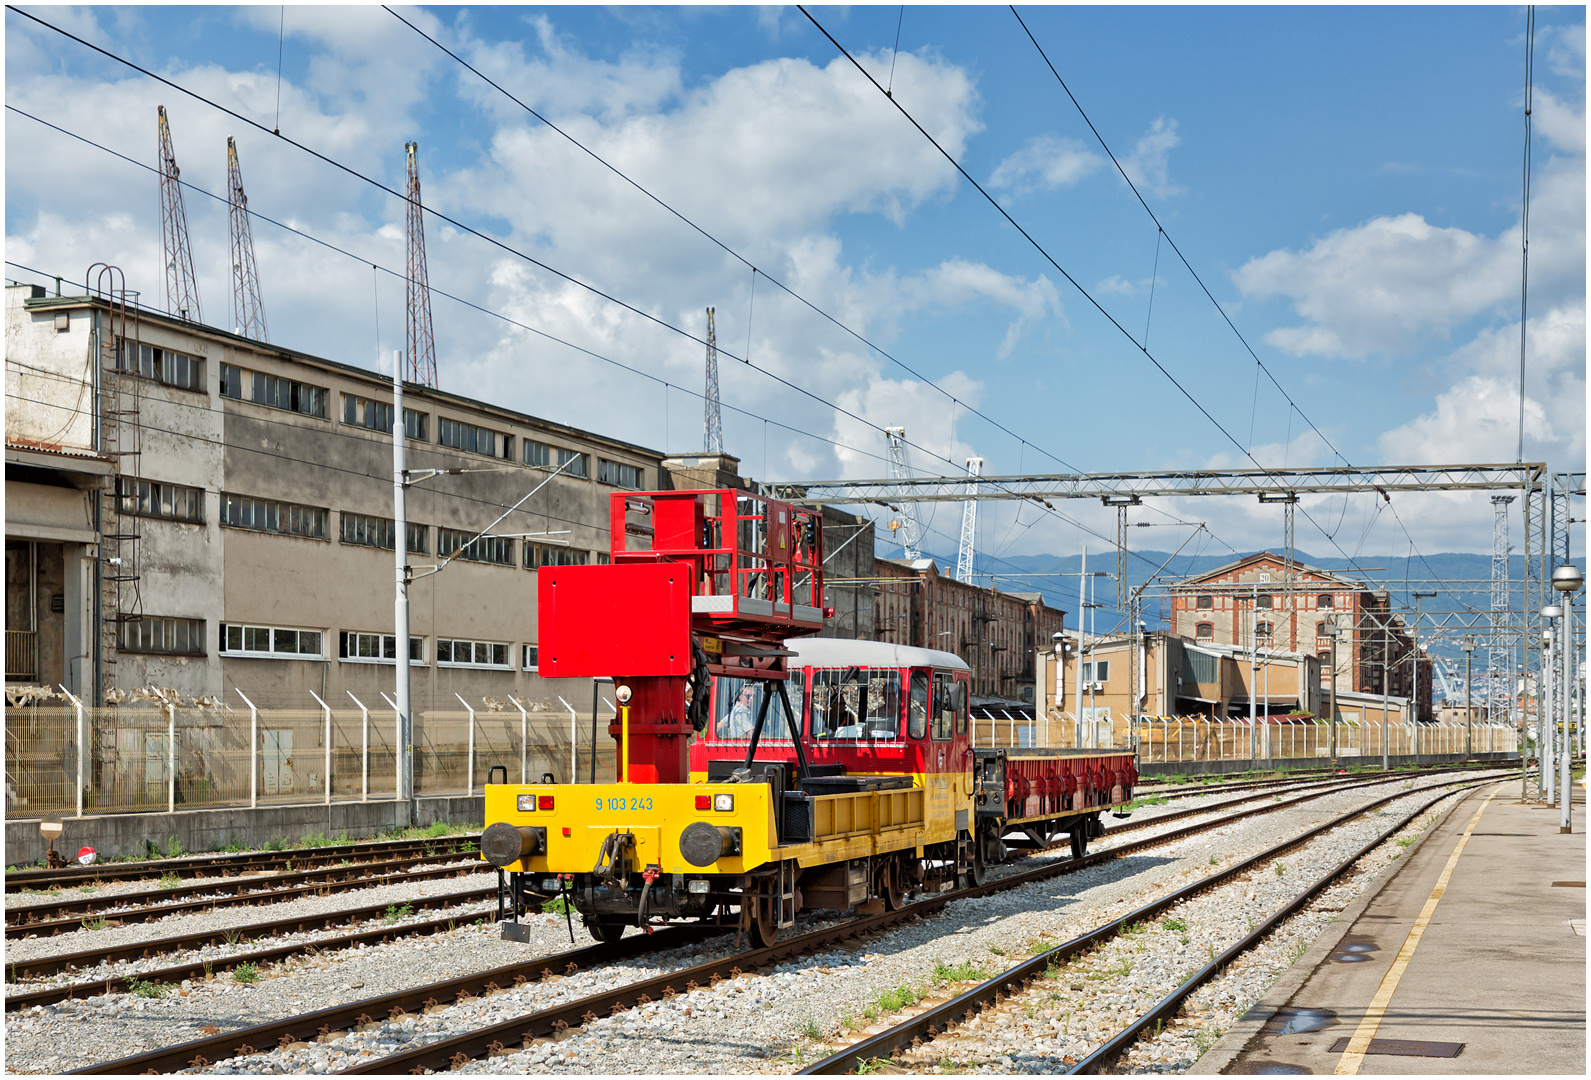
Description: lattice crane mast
xmin=227 ymin=137 xmax=268 ymax=342
xmin=404 ymin=142 xmax=438 ymax=388
xmin=884 ymin=427 xmax=922 ymax=560
xmin=956 ymin=456 xmax=983 ymax=584
xmin=157 ymin=106 xmax=202 ymax=322
xmin=704 ymin=307 xmax=722 ymax=453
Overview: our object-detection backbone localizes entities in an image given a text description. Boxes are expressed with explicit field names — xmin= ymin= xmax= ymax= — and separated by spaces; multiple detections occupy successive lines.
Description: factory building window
xmin=436 ymin=639 xmax=510 ymax=669
xmin=338 ymin=631 xmax=425 ymax=665
xmin=1317 ymin=594 xmax=1334 ymax=609
xmin=1195 ymin=622 xmax=1214 ymax=640
xmin=1195 ymin=594 xmax=1213 ymax=609
xmin=523 ymin=440 xmax=590 ymax=478
xmin=438 ymin=417 xmax=512 ymax=459
xmin=597 ymin=459 xmax=644 ymax=489
xmin=222 ymin=494 xmax=327 ymax=539
xmin=118 ymin=342 xmax=203 ymax=391
xmin=340 ymin=512 xmax=427 ymax=554
xmin=438 ymin=527 xmax=513 ymax=566
xmin=1256 ymin=621 xmax=1273 ymax=640
xmin=524 ymin=543 xmax=587 ymax=569
xmin=342 ymin=395 xmax=428 ymax=440
xmin=219 ymin=363 xmax=327 ymax=418
xmin=1081 ymin=660 xmax=1110 ymax=683
xmin=1256 ymin=594 xmax=1273 ymax=609
xmin=118 ymin=478 xmax=204 ymax=523
xmin=221 ymin=623 xmax=323 ymax=659
xmin=118 ymin=616 xmax=205 ymax=656
xmin=522 ymin=644 xmax=539 ymax=671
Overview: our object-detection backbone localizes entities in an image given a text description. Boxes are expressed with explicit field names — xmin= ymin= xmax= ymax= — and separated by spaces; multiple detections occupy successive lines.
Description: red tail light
xmin=694 ymin=795 xmax=711 ymax=810
xmin=538 ymin=795 xmax=555 ymax=811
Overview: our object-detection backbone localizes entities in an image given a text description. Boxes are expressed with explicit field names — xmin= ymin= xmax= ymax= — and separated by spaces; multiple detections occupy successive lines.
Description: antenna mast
xmin=404 ymin=142 xmax=438 ymax=388
xmin=884 ymin=427 xmax=922 ymax=560
xmin=704 ymin=307 xmax=722 ymax=453
xmin=157 ymin=106 xmax=202 ymax=322
xmin=227 ymin=137 xmax=268 ymax=342
xmin=955 ymin=455 xmax=983 ymax=583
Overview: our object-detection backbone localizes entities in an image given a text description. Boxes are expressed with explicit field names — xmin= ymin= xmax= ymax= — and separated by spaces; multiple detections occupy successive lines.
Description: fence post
xmin=347 ymin=692 xmax=371 ymax=802
xmin=379 ymin=692 xmax=401 ymax=798
xmin=508 ymin=696 xmax=529 ymax=783
xmin=166 ymin=702 xmax=176 ymax=814
xmin=309 ymin=690 xmax=332 ymax=805
xmin=59 ymin=686 xmax=86 ymax=817
xmin=455 ymin=694 xmax=476 ymax=796
xmin=557 ymin=696 xmax=578 ymax=783
xmin=235 ymin=689 xmax=258 ymax=809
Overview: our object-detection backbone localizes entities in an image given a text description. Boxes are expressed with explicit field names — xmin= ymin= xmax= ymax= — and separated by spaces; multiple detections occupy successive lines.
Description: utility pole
xmin=1541 ymin=613 xmax=1557 ymax=803
xmin=1325 ymin=614 xmax=1338 ymax=768
xmin=157 ymin=106 xmax=202 ymax=322
xmin=404 ymin=143 xmax=439 ymax=389
xmin=392 ymin=351 xmax=413 ymax=820
xmin=1250 ymin=583 xmax=1258 ymax=767
xmin=1462 ymin=635 xmax=1476 ymax=758
xmin=227 ymin=137 xmax=268 ymax=342
xmin=1074 ymin=546 xmax=1086 ymax=748
xmin=1379 ymin=614 xmax=1389 ymax=769
xmin=703 ymin=308 xmax=722 ymax=454
xmin=1411 ymin=591 xmax=1435 ymax=764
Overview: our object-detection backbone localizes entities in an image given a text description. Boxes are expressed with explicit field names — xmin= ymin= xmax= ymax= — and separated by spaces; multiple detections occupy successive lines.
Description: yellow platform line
xmin=1333 ymin=786 xmax=1499 ymax=1076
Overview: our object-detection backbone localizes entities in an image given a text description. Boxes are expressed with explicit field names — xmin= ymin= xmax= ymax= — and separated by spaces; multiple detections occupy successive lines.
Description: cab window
xmin=951 ymin=679 xmax=967 ymax=735
xmin=908 ymin=671 xmax=929 ymax=740
xmin=810 ymin=668 xmax=861 ymax=739
xmin=712 ymin=675 xmax=797 ymax=741
xmin=931 ymin=671 xmax=954 ymax=741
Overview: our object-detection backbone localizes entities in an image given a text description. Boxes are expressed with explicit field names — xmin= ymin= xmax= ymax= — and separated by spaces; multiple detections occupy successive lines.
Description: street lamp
xmin=1461 ymin=635 xmax=1476 ymax=759
xmin=1552 ymin=563 xmax=1583 ymax=834
xmin=1323 ymin=615 xmax=1339 ymax=767
xmin=1410 ymin=591 xmax=1436 ymax=762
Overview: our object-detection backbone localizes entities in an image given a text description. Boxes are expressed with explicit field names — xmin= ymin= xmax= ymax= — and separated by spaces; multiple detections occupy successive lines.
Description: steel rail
xmin=1066 ymin=782 xmax=1495 ymax=1074
xmin=68 ymin=925 xmax=726 ymax=1075
xmin=796 ymin=775 xmax=1494 ymax=1073
xmin=7 ymin=858 xmax=492 ymax=939
xmin=5 ymin=898 xmax=502 ymax=1010
xmin=326 ymin=772 xmax=1502 ymax=1076
xmin=4 ymin=885 xmax=497 ymax=988
xmin=5 ymin=835 xmax=478 ymax=891
xmin=1134 ymin=760 xmax=1487 ymax=799
xmin=64 ymin=769 xmax=1505 ymax=1074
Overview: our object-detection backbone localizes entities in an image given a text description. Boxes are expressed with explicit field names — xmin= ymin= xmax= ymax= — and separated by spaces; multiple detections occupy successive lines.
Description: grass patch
xmin=158 ymin=871 xmax=182 ymax=889
xmin=1395 ymin=835 xmax=1416 ymax=848
xmin=232 ymin=962 xmax=259 ymax=984
xmin=299 ymin=832 xmax=351 ymax=849
xmin=987 ymin=944 xmax=1006 ymax=956
xmin=129 ymin=978 xmax=168 ymax=998
xmin=84 ymin=917 xmax=109 ymax=932
xmin=931 ymin=959 xmax=991 ymax=984
xmin=1125 ymin=794 xmax=1170 ymax=810
xmin=1162 ymin=917 xmax=1189 ymax=934
xmin=384 ymin=903 xmax=414 ymax=925
xmin=542 ymin=895 xmax=574 ymax=916
xmin=877 ymin=984 xmax=923 ymax=1012
xmin=798 ymin=1017 xmax=826 ymax=1042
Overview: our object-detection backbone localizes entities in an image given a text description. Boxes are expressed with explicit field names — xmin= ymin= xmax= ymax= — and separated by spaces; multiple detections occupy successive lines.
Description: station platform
xmin=1194 ymin=779 xmax=1587 ymax=1075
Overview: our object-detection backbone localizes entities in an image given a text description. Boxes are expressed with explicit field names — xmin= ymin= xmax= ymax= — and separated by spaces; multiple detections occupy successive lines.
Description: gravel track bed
xmin=1 ymin=771 xmax=1505 ymax=1075
xmin=3 ymin=862 xmax=495 ymax=967
xmin=881 ymin=780 xmax=1498 ymax=1075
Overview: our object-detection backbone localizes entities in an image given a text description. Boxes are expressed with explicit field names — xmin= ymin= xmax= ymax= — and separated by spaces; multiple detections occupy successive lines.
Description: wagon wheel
xmin=1070 ymin=822 xmax=1088 ymax=861
xmin=587 ymin=921 xmax=625 ymax=944
xmin=882 ymin=860 xmax=907 ymax=911
xmin=747 ymin=895 xmax=779 ymax=948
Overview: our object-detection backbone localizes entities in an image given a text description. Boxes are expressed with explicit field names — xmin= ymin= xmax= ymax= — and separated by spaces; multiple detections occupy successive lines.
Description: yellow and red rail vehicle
xmin=480 ymin=488 xmax=1136 ymax=946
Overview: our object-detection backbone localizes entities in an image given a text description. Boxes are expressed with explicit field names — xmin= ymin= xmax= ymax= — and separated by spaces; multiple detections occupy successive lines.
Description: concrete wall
xmin=4 ymin=285 xmax=95 ymax=453
xmin=3 ymin=795 xmax=484 ymax=867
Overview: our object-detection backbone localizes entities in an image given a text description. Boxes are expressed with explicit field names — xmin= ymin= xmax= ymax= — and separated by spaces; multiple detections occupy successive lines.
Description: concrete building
xmin=870 ymin=556 xmax=1065 ymax=700
xmin=5 ymin=283 xmax=670 ymax=715
xmin=1165 ymin=552 xmax=1432 ymax=722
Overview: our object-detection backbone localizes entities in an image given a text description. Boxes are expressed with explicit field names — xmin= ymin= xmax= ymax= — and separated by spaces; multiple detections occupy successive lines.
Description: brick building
xmin=1166 ymin=553 xmax=1431 ymax=722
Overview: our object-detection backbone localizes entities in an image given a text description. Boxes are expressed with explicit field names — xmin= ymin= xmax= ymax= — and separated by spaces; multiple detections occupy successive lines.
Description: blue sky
xmin=6 ymin=5 xmax=1585 ymax=578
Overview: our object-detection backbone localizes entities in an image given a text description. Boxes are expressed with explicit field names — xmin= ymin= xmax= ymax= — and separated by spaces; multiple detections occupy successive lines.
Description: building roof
xmin=1170 ymin=551 xmax=1367 ymax=591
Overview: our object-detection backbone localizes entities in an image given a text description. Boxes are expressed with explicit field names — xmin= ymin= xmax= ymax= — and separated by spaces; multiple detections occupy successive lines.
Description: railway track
xmin=1134 ymin=759 xmax=1487 ymax=799
xmin=5 ymin=834 xmax=479 ymax=893
xmin=796 ymin=777 xmax=1496 ymax=1073
xmin=5 ymin=852 xmax=490 ymax=939
xmin=67 ymin=769 xmax=1506 ymax=1075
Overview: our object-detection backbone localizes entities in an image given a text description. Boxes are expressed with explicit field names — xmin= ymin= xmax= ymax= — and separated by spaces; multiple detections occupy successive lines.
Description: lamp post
xmin=1461 ymin=635 xmax=1476 ymax=759
xmin=1541 ymin=611 xmax=1560 ymax=804
xmin=1411 ymin=591 xmax=1436 ymax=763
xmin=1552 ymin=563 xmax=1584 ymax=834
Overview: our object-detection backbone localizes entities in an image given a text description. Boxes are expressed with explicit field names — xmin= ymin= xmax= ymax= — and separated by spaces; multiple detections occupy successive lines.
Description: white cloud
xmin=989 ymin=135 xmax=1104 ymax=195
xmin=1121 ymin=116 xmax=1181 ymax=198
